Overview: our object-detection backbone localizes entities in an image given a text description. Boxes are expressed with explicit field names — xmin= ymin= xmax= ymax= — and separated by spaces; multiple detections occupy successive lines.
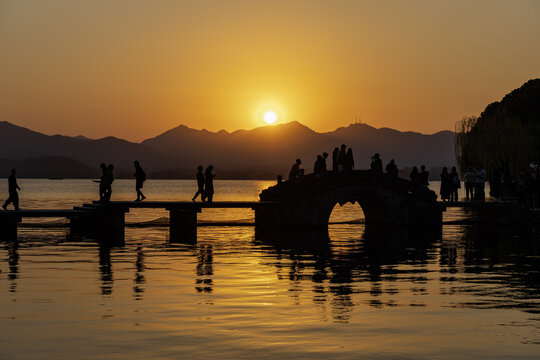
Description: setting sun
xmin=263 ymin=111 xmax=277 ymax=125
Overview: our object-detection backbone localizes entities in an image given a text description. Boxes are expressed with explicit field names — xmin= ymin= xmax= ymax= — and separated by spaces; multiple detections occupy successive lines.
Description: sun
xmin=263 ymin=110 xmax=277 ymax=125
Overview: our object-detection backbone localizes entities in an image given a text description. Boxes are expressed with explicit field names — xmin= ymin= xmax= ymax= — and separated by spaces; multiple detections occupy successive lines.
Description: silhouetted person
xmin=370 ymin=153 xmax=383 ymax=173
xmin=134 ymin=161 xmax=146 ymax=201
xmin=420 ymin=165 xmax=429 ymax=188
xmin=2 ymin=169 xmax=21 ymax=211
xmin=409 ymin=166 xmax=420 ymax=186
xmin=464 ymin=167 xmax=475 ymax=201
xmin=203 ymin=165 xmax=215 ymax=203
xmin=440 ymin=167 xmax=450 ymax=201
xmin=98 ymin=163 xmax=107 ymax=200
xmin=345 ymin=148 xmax=354 ymax=171
xmin=289 ymin=159 xmax=302 ymax=181
xmin=332 ymin=147 xmax=339 ymax=172
xmin=338 ymin=144 xmax=347 ymax=172
xmin=322 ymin=152 xmax=328 ymax=173
xmin=475 ymin=166 xmax=487 ymax=201
xmin=103 ymin=164 xmax=114 ymax=201
xmin=450 ymin=166 xmax=460 ymax=202
xmin=314 ymin=155 xmax=323 ymax=176
xmin=192 ymin=165 xmax=206 ymax=202
xmin=385 ymin=159 xmax=398 ymax=178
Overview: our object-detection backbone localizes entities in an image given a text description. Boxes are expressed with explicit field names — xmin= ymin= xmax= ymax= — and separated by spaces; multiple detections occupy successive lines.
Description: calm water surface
xmin=1 ymin=180 xmax=538 ymax=359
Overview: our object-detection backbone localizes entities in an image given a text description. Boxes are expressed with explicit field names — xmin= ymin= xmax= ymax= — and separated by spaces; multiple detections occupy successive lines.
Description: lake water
xmin=1 ymin=179 xmax=539 ymax=359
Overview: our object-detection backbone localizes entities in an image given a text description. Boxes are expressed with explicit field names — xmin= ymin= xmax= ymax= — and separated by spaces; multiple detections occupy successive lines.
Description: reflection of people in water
xmin=192 ymin=166 xmax=205 ymax=202
xmin=202 ymin=165 xmax=215 ymax=203
xmin=195 ymin=244 xmax=213 ymax=293
xmin=133 ymin=245 xmax=145 ymax=300
xmin=2 ymin=168 xmax=21 ymax=211
xmin=8 ymin=240 xmax=19 ymax=293
xmin=99 ymin=244 xmax=113 ymax=296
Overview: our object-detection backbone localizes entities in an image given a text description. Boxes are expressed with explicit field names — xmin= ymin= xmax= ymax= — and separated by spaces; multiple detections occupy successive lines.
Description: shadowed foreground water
xmin=0 ymin=180 xmax=539 ymax=359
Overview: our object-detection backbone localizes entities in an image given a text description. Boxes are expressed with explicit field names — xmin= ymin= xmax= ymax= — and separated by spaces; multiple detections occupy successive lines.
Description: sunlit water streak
xmin=0 ymin=179 xmax=538 ymax=359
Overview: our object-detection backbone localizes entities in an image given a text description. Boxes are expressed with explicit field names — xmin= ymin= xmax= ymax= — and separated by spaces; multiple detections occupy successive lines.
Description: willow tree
xmin=455 ymin=79 xmax=540 ymax=176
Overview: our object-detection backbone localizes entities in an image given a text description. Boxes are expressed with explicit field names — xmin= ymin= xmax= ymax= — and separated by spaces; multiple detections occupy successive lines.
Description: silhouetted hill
xmin=0 ymin=120 xmax=455 ymax=178
xmin=0 ymin=121 xmax=174 ymax=175
xmin=143 ymin=120 xmax=455 ymax=177
xmin=0 ymin=156 xmax=95 ymax=178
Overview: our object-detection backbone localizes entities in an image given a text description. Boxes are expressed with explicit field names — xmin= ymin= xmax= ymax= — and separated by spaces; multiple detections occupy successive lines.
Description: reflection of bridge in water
xmin=0 ymin=170 xmax=537 ymax=241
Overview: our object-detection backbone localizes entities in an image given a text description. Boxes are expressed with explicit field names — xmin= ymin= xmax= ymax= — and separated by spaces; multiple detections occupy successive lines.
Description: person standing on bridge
xmin=103 ymin=164 xmax=114 ymax=201
xmin=2 ymin=169 xmax=21 ymax=211
xmin=463 ymin=167 xmax=476 ymax=201
xmin=322 ymin=152 xmax=329 ymax=173
xmin=203 ymin=165 xmax=216 ymax=203
xmin=345 ymin=148 xmax=354 ymax=171
xmin=332 ymin=147 xmax=339 ymax=172
xmin=475 ymin=166 xmax=487 ymax=201
xmin=192 ymin=166 xmax=206 ymax=202
xmin=420 ymin=165 xmax=430 ymax=188
xmin=409 ymin=166 xmax=420 ymax=186
xmin=450 ymin=166 xmax=460 ymax=202
xmin=289 ymin=159 xmax=302 ymax=182
xmin=134 ymin=161 xmax=147 ymax=202
xmin=370 ymin=153 xmax=383 ymax=173
xmin=314 ymin=155 xmax=323 ymax=176
xmin=338 ymin=144 xmax=347 ymax=172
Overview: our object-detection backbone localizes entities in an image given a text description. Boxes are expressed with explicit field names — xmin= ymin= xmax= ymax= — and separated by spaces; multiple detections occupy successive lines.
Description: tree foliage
xmin=455 ymin=79 xmax=540 ymax=175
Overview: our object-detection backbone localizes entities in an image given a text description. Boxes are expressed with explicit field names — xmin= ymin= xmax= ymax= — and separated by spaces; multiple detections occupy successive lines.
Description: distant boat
xmin=48 ymin=177 xmax=64 ymax=180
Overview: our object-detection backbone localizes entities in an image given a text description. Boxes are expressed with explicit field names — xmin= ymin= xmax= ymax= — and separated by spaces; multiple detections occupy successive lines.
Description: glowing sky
xmin=1 ymin=0 xmax=539 ymax=141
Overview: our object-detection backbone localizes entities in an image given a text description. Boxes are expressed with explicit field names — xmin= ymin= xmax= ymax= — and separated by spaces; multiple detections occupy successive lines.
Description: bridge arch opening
xmin=328 ymin=202 xmax=365 ymax=225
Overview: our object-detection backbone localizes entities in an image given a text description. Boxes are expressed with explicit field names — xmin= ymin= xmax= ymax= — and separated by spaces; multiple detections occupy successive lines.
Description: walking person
xmin=134 ymin=161 xmax=146 ymax=202
xmin=192 ymin=166 xmax=205 ymax=202
xmin=2 ymin=169 xmax=21 ymax=211
xmin=464 ymin=167 xmax=475 ymax=201
xmin=450 ymin=166 xmax=460 ymax=202
xmin=203 ymin=165 xmax=216 ymax=203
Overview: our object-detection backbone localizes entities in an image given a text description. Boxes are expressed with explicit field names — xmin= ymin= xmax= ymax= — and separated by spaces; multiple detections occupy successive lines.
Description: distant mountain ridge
xmin=0 ymin=120 xmax=455 ymax=179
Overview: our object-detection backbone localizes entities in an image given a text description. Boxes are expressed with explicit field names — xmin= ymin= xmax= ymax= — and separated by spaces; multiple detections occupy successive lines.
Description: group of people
xmin=289 ymin=144 xmax=356 ymax=182
xmin=96 ymin=161 xmax=147 ymax=202
xmin=440 ymin=166 xmax=462 ymax=202
xmin=462 ymin=167 xmax=488 ymax=202
xmin=332 ymin=144 xmax=354 ymax=172
xmin=191 ymin=165 xmax=216 ymax=203
xmin=409 ymin=165 xmax=430 ymax=188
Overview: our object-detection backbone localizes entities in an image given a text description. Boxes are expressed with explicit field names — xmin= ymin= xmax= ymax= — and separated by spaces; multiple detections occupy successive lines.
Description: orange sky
xmin=1 ymin=1 xmax=539 ymax=141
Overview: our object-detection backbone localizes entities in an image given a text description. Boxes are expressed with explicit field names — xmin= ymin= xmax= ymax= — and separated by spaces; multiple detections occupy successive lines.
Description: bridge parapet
xmin=260 ymin=170 xmax=437 ymax=203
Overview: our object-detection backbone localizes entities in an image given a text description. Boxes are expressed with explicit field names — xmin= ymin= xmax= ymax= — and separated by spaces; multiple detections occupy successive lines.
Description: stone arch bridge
xmin=256 ymin=170 xmax=442 ymax=227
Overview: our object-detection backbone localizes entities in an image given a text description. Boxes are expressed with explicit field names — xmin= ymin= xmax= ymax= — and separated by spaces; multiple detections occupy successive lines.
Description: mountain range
xmin=0 ymin=120 xmax=455 ymax=179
